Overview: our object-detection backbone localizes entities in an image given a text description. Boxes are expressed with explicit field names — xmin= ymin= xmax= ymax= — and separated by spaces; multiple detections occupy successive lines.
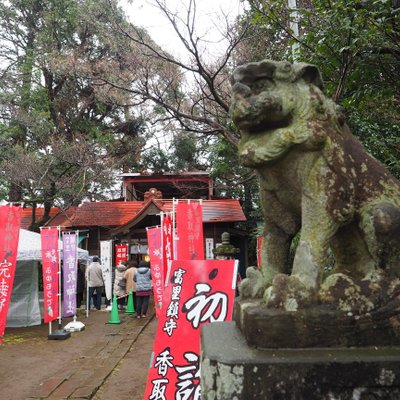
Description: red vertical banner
xmin=257 ymin=235 xmax=263 ymax=269
xmin=162 ymin=214 xmax=174 ymax=282
xmin=144 ymin=259 xmax=237 ymax=399
xmin=40 ymin=228 xmax=59 ymax=324
xmin=147 ymin=227 xmax=163 ymax=318
xmin=115 ymin=244 xmax=128 ymax=266
xmin=176 ymin=201 xmax=204 ymax=260
xmin=0 ymin=205 xmax=22 ymax=343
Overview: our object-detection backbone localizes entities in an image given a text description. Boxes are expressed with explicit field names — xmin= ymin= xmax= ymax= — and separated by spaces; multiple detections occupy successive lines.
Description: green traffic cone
xmin=106 ymin=294 xmax=121 ymax=325
xmin=125 ymin=290 xmax=135 ymax=314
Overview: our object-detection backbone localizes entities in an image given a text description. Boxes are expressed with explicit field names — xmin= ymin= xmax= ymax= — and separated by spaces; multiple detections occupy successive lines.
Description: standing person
xmin=76 ymin=262 xmax=85 ymax=308
xmin=113 ymin=261 xmax=127 ymax=310
xmin=86 ymin=256 xmax=104 ymax=310
xmin=134 ymin=260 xmax=152 ymax=318
xmin=124 ymin=259 xmax=137 ymax=309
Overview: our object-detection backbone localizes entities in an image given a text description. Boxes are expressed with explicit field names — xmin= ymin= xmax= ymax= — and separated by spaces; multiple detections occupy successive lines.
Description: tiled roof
xmin=20 ymin=207 xmax=61 ymax=230
xmin=45 ymin=207 xmax=78 ymax=227
xmin=110 ymin=198 xmax=246 ymax=235
xmin=203 ymin=199 xmax=247 ymax=222
xmin=47 ymin=202 xmax=144 ymax=227
xmin=153 ymin=199 xmax=246 ymax=223
xmin=46 ymin=199 xmax=246 ymax=229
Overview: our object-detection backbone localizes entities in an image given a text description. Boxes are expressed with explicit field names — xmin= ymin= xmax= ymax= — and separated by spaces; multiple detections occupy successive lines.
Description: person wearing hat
xmin=134 ymin=260 xmax=152 ymax=318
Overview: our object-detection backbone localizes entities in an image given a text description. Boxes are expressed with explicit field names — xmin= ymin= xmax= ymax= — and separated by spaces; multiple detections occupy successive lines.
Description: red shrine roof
xmin=47 ymin=199 xmax=246 ymax=229
xmin=20 ymin=207 xmax=61 ymax=230
xmin=47 ymin=202 xmax=143 ymax=227
xmin=152 ymin=199 xmax=247 ymax=223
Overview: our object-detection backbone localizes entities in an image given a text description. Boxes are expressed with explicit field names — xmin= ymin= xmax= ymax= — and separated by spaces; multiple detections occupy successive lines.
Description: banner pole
xmin=75 ymin=230 xmax=79 ymax=317
xmin=172 ymin=199 xmax=177 ymax=259
xmin=57 ymin=226 xmax=62 ymax=329
xmin=86 ymin=268 xmax=89 ymax=318
xmin=145 ymin=224 xmax=160 ymax=229
xmin=160 ymin=212 xmax=165 ymax=287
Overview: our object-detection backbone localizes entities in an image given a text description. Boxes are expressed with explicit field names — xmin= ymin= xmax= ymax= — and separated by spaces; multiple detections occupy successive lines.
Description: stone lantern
xmin=213 ymin=232 xmax=239 ymax=260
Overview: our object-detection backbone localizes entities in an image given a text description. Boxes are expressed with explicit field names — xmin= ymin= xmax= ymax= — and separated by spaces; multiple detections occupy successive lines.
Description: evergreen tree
xmin=0 ymin=0 xmax=150 ymax=227
xmin=239 ymin=0 xmax=400 ymax=178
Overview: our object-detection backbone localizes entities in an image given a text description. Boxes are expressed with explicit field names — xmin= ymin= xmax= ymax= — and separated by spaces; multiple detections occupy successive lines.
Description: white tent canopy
xmin=17 ymin=229 xmax=89 ymax=261
xmin=7 ymin=229 xmax=88 ymax=327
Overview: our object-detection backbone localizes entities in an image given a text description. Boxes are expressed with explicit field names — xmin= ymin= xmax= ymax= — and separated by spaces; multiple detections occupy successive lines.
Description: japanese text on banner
xmin=62 ymin=233 xmax=77 ymax=317
xmin=41 ymin=228 xmax=59 ymax=323
xmin=146 ymin=227 xmax=164 ymax=318
xmin=100 ymin=240 xmax=113 ymax=301
xmin=0 ymin=205 xmax=22 ymax=343
xmin=176 ymin=202 xmax=204 ymax=260
xmin=144 ymin=259 xmax=237 ymax=400
xmin=115 ymin=244 xmax=128 ymax=266
xmin=162 ymin=214 xmax=174 ymax=281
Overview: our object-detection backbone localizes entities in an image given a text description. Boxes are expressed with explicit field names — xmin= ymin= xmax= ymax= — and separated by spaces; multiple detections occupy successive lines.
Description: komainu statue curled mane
xmin=230 ymin=60 xmax=400 ymax=312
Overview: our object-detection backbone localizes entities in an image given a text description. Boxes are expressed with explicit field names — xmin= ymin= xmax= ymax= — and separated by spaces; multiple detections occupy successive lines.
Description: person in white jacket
xmin=113 ymin=261 xmax=127 ymax=310
xmin=86 ymin=257 xmax=104 ymax=310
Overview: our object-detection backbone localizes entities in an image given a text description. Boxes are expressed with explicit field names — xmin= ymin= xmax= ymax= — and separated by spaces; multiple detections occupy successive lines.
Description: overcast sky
xmin=117 ymin=0 xmax=245 ymax=151
xmin=119 ymin=0 xmax=244 ymax=58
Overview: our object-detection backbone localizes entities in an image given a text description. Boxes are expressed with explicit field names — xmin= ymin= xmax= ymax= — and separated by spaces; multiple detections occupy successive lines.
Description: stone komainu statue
xmin=230 ymin=60 xmax=400 ymax=311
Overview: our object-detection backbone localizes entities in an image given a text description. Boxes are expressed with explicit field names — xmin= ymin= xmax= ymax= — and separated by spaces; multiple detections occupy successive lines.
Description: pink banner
xmin=62 ymin=232 xmax=77 ymax=317
xmin=176 ymin=202 xmax=204 ymax=260
xmin=0 ymin=205 xmax=22 ymax=343
xmin=144 ymin=259 xmax=237 ymax=399
xmin=162 ymin=214 xmax=174 ymax=281
xmin=146 ymin=227 xmax=164 ymax=318
xmin=41 ymin=228 xmax=59 ymax=323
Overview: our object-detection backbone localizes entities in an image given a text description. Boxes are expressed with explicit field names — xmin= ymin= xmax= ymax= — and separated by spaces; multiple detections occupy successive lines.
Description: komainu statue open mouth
xmin=231 ymin=59 xmax=400 ymax=314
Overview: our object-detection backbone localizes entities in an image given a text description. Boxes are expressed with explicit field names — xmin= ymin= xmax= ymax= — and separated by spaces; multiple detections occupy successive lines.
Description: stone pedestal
xmin=201 ymin=321 xmax=400 ymax=400
xmin=235 ymin=298 xmax=400 ymax=349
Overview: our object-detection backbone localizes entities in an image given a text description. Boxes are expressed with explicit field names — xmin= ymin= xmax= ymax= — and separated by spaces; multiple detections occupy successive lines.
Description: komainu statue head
xmin=230 ymin=60 xmax=400 ymax=314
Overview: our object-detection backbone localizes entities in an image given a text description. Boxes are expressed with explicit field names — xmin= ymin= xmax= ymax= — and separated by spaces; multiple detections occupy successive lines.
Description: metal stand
xmin=48 ymin=321 xmax=71 ymax=340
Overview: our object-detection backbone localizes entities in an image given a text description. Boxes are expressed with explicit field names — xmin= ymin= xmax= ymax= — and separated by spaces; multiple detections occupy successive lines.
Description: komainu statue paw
xmin=264 ymin=274 xmax=315 ymax=311
xmin=239 ymin=267 xmax=267 ymax=298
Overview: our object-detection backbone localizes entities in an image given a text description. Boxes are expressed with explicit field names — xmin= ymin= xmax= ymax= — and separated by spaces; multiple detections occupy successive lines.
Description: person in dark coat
xmin=76 ymin=262 xmax=85 ymax=308
xmin=134 ymin=260 xmax=152 ymax=318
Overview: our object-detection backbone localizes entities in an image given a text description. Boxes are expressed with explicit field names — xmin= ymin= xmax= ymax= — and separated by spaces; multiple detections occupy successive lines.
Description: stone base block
xmin=201 ymin=322 xmax=400 ymax=400
xmin=235 ymin=298 xmax=400 ymax=348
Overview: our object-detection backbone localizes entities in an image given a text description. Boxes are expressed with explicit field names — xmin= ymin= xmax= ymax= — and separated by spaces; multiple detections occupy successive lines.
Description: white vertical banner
xmin=205 ymin=238 xmax=214 ymax=259
xmin=100 ymin=240 xmax=112 ymax=301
